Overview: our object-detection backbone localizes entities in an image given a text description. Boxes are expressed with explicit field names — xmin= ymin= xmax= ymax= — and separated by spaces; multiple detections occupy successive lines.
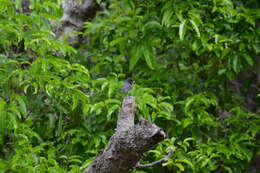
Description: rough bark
xmin=54 ymin=0 xmax=99 ymax=47
xmin=84 ymin=96 xmax=166 ymax=173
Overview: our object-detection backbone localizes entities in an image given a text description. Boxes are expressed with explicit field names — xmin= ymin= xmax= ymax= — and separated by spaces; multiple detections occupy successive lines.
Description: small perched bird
xmin=121 ymin=78 xmax=133 ymax=93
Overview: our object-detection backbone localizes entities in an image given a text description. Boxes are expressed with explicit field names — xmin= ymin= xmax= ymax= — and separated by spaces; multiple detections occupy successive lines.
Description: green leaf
xmin=90 ymin=102 xmax=104 ymax=115
xmin=16 ymin=97 xmax=27 ymax=117
xmin=59 ymin=155 xmax=68 ymax=160
xmin=189 ymin=19 xmax=200 ymax=37
xmin=182 ymin=118 xmax=193 ymax=128
xmin=80 ymin=157 xmax=95 ymax=170
xmin=68 ymin=158 xmax=82 ymax=164
xmin=162 ymin=10 xmax=173 ymax=27
xmin=71 ymin=94 xmax=78 ymax=110
xmin=136 ymin=97 xmax=149 ymax=118
xmin=241 ymin=54 xmax=253 ymax=66
xmin=11 ymin=107 xmax=22 ymax=119
xmin=83 ymin=104 xmax=90 ymax=115
xmin=201 ymin=158 xmax=210 ymax=168
xmin=192 ymin=40 xmax=201 ymax=51
xmin=159 ymin=102 xmax=173 ymax=112
xmin=179 ymin=19 xmax=187 ymax=41
xmin=184 ymin=97 xmax=194 ymax=113
xmin=173 ymin=163 xmax=185 ymax=172
xmin=107 ymin=105 xmax=119 ymax=120
xmin=176 ymin=158 xmax=195 ymax=171
xmin=145 ymin=21 xmax=162 ymax=30
xmin=218 ymin=69 xmax=226 ymax=75
xmin=56 ymin=114 xmax=63 ymax=136
xmin=142 ymin=45 xmax=155 ymax=70
xmin=110 ymin=37 xmax=128 ymax=47
xmin=232 ymin=56 xmax=239 ymax=73
xmin=101 ymin=82 xmax=109 ymax=91
xmin=157 ymin=111 xmax=180 ymax=123
xmin=8 ymin=112 xmax=17 ymax=130
xmin=105 ymin=99 xmax=120 ymax=105
xmin=130 ymin=44 xmax=142 ymax=70
xmin=143 ymin=93 xmax=157 ymax=109
xmin=184 ymin=137 xmax=195 ymax=143
xmin=223 ymin=166 xmax=233 ymax=173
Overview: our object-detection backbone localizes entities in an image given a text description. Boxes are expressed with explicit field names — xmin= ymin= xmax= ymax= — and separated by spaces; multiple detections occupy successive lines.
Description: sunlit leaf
xmin=189 ymin=19 xmax=200 ymax=37
xmin=179 ymin=19 xmax=187 ymax=40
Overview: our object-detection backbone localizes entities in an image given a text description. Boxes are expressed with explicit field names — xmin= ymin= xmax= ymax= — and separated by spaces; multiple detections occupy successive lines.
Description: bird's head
xmin=126 ymin=78 xmax=133 ymax=85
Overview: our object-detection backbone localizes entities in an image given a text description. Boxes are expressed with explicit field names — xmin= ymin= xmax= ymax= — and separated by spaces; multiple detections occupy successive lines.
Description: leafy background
xmin=0 ymin=0 xmax=259 ymax=172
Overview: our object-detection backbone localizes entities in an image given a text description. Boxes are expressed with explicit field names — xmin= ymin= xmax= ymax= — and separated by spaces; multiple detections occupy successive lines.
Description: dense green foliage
xmin=0 ymin=0 xmax=259 ymax=172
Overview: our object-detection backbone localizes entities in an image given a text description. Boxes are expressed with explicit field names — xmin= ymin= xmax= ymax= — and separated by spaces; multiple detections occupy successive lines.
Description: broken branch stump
xmin=84 ymin=96 xmax=166 ymax=173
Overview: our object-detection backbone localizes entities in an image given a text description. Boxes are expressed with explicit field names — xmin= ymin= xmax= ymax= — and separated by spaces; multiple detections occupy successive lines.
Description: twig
xmin=135 ymin=148 xmax=175 ymax=169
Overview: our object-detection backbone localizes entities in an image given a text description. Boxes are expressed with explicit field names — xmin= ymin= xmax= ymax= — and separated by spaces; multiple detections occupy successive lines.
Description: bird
xmin=121 ymin=78 xmax=133 ymax=93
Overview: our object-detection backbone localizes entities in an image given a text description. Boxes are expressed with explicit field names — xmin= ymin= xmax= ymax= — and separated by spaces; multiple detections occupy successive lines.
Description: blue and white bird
xmin=121 ymin=78 xmax=133 ymax=93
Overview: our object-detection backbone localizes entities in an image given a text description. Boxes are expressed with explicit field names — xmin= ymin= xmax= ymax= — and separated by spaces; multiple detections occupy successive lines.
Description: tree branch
xmin=83 ymin=96 xmax=166 ymax=173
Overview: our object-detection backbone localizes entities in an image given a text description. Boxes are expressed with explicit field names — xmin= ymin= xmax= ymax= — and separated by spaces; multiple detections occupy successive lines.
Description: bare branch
xmin=135 ymin=148 xmax=174 ymax=169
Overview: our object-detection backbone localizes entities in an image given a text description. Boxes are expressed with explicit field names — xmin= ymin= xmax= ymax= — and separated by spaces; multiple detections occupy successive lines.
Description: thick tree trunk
xmin=55 ymin=0 xmax=99 ymax=47
xmin=84 ymin=96 xmax=166 ymax=173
